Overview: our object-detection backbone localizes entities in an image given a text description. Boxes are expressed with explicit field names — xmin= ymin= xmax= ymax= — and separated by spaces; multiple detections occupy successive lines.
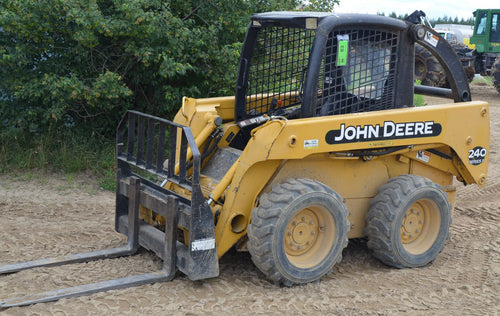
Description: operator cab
xmin=234 ymin=12 xmax=415 ymax=124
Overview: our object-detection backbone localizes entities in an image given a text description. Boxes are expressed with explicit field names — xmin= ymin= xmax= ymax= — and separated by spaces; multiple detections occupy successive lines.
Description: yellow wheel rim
xmin=284 ymin=206 xmax=335 ymax=269
xmin=400 ymin=199 xmax=441 ymax=255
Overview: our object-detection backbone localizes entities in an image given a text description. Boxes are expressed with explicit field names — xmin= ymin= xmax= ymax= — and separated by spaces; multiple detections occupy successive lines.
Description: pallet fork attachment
xmin=0 ymin=177 xmax=178 ymax=308
xmin=0 ymin=111 xmax=219 ymax=307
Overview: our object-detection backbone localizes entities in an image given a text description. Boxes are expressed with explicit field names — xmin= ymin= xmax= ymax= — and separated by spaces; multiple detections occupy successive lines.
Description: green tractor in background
xmin=470 ymin=9 xmax=500 ymax=93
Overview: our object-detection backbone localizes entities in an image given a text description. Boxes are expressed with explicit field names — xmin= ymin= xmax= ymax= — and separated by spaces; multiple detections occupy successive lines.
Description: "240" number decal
xmin=468 ymin=146 xmax=487 ymax=165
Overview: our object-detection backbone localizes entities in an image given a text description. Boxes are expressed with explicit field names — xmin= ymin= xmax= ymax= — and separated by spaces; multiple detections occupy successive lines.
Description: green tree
xmin=0 ymin=0 xmax=339 ymax=136
xmin=378 ymin=11 xmax=474 ymax=27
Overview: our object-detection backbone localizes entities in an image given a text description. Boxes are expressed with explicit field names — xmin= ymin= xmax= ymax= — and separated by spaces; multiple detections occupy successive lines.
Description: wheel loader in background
xmin=0 ymin=10 xmax=489 ymax=307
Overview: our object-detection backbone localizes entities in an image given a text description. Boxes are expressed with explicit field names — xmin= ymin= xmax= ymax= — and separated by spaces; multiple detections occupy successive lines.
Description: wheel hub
xmin=415 ymin=61 xmax=426 ymax=78
xmin=285 ymin=209 xmax=319 ymax=256
xmin=401 ymin=206 xmax=425 ymax=244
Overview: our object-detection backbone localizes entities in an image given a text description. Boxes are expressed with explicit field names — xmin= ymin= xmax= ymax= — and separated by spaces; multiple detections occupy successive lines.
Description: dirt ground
xmin=0 ymin=84 xmax=499 ymax=315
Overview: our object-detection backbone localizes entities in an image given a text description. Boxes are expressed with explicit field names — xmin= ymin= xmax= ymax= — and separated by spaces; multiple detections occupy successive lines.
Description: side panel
xmin=214 ymin=101 xmax=488 ymax=254
xmin=265 ymin=101 xmax=489 ymax=186
xmin=214 ymin=149 xmax=457 ymax=248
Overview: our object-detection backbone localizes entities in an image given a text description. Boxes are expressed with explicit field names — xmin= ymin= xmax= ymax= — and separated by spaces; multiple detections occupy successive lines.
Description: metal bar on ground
xmin=0 ymin=271 xmax=172 ymax=308
xmin=0 ymin=246 xmax=134 ymax=275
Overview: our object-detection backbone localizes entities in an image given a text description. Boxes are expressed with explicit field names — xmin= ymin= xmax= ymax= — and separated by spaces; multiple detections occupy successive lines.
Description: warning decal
xmin=424 ymin=31 xmax=439 ymax=47
xmin=416 ymin=150 xmax=431 ymax=163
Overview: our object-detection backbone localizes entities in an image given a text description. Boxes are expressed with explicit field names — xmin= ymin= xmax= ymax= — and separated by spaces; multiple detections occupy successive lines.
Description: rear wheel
xmin=415 ymin=44 xmax=446 ymax=87
xmin=365 ymin=175 xmax=451 ymax=268
xmin=442 ymin=43 xmax=475 ymax=88
xmin=450 ymin=43 xmax=475 ymax=83
xmin=493 ymin=56 xmax=500 ymax=94
xmin=247 ymin=178 xmax=349 ymax=285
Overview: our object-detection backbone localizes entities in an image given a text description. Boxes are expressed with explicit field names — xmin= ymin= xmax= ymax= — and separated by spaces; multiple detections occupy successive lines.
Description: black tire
xmin=247 ymin=178 xmax=350 ymax=286
xmin=415 ymin=44 xmax=447 ymax=87
xmin=493 ymin=56 xmax=500 ymax=94
xmin=365 ymin=175 xmax=452 ymax=268
xmin=449 ymin=43 xmax=475 ymax=84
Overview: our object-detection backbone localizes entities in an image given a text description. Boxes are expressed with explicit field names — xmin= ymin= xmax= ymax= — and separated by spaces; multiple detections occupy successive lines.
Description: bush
xmin=0 ymin=1 xmax=340 ymax=185
xmin=3 ymin=0 xmax=335 ymax=136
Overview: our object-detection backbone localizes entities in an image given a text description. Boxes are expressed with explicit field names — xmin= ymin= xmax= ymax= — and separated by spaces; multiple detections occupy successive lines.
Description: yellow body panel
xmin=463 ymin=38 xmax=476 ymax=49
xmin=168 ymin=96 xmax=489 ymax=258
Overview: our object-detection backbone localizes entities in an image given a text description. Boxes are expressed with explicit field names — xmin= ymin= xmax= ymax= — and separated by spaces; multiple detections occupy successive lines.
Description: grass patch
xmin=471 ymin=75 xmax=493 ymax=86
xmin=0 ymin=128 xmax=116 ymax=190
xmin=414 ymin=92 xmax=425 ymax=107
xmin=414 ymin=80 xmax=426 ymax=107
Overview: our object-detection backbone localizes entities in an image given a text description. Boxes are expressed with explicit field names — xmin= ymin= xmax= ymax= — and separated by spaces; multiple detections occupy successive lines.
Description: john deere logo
xmin=326 ymin=121 xmax=442 ymax=144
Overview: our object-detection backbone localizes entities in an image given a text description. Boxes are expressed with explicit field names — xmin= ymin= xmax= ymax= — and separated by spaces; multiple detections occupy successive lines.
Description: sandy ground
xmin=0 ymin=84 xmax=499 ymax=315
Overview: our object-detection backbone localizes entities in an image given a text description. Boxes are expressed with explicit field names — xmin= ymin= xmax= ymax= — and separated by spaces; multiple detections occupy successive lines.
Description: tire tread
xmin=248 ymin=178 xmax=349 ymax=285
xmin=365 ymin=175 xmax=452 ymax=268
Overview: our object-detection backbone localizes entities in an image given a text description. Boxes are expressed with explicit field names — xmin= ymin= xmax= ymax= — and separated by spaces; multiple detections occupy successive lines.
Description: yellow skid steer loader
xmin=0 ymin=10 xmax=489 ymax=307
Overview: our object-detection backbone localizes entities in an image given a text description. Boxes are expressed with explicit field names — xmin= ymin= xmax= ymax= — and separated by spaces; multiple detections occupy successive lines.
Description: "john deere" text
xmin=325 ymin=120 xmax=442 ymax=144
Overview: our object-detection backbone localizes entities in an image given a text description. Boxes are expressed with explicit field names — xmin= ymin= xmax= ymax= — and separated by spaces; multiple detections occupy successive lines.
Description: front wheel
xmin=365 ymin=175 xmax=452 ymax=268
xmin=247 ymin=178 xmax=350 ymax=286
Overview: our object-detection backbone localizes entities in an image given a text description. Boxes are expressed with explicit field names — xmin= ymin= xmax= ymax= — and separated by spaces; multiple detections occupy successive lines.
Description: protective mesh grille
xmin=245 ymin=26 xmax=315 ymax=116
xmin=315 ymin=29 xmax=399 ymax=116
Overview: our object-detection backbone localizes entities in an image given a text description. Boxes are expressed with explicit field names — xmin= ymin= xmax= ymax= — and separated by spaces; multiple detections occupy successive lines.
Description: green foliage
xmin=414 ymin=92 xmax=426 ymax=107
xmin=432 ymin=15 xmax=474 ymax=26
xmin=1 ymin=0 xmax=338 ymax=137
xmin=0 ymin=0 xmax=340 ymax=184
xmin=0 ymin=127 xmax=115 ymax=189
xmin=302 ymin=0 xmax=339 ymax=12
xmin=471 ymin=75 xmax=493 ymax=86
xmin=414 ymin=80 xmax=425 ymax=107
xmin=380 ymin=11 xmax=474 ymax=26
